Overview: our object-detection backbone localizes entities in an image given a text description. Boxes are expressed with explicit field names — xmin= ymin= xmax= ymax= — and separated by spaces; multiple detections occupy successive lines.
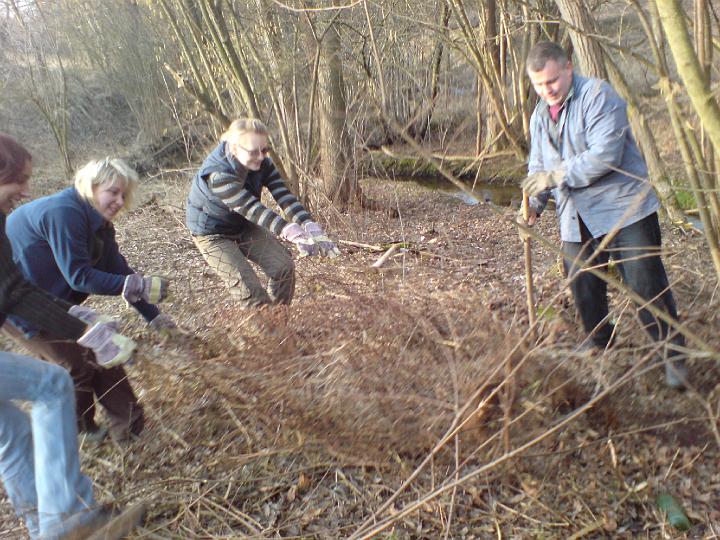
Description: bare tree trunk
xmin=475 ymin=75 xmax=483 ymax=155
xmin=416 ymin=1 xmax=450 ymax=141
xmin=482 ymin=0 xmax=500 ymax=150
xmin=553 ymin=0 xmax=607 ymax=78
xmin=317 ymin=23 xmax=355 ymax=204
xmin=656 ymin=0 xmax=720 ymax=279
xmin=694 ymin=0 xmax=714 ymax=180
xmin=157 ymin=0 xmax=230 ymax=126
xmin=447 ymin=0 xmax=525 ymax=157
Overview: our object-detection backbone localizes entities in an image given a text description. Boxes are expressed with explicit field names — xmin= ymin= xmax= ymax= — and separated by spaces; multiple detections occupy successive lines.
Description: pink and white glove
xmin=280 ymin=223 xmax=319 ymax=257
xmin=122 ymin=273 xmax=169 ymax=306
xmin=68 ymin=304 xmax=120 ymax=331
xmin=303 ymin=222 xmax=340 ymax=258
xmin=76 ymin=322 xmax=136 ymax=368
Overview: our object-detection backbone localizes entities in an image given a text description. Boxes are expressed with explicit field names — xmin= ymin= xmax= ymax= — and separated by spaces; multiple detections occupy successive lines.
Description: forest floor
xmin=1 ymin=167 xmax=720 ymax=539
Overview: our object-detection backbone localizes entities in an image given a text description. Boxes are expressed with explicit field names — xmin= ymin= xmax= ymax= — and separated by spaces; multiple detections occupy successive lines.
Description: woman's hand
xmin=280 ymin=223 xmax=319 ymax=257
xmin=303 ymin=222 xmax=340 ymax=258
xmin=122 ymin=273 xmax=169 ymax=305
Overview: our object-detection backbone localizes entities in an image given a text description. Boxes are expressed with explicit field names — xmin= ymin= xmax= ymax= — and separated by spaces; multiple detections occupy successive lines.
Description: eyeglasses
xmin=235 ymin=144 xmax=271 ymax=157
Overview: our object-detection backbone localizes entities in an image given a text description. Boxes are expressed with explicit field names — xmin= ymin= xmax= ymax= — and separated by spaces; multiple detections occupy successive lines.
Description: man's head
xmin=526 ymin=41 xmax=574 ymax=107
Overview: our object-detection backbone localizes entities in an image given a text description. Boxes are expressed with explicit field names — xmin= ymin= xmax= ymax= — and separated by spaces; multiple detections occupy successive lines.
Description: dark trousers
xmin=562 ymin=212 xmax=685 ymax=356
xmin=1 ymin=323 xmax=144 ymax=440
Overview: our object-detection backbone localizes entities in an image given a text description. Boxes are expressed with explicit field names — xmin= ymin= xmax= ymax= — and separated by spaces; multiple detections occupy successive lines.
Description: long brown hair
xmin=0 ymin=133 xmax=32 ymax=185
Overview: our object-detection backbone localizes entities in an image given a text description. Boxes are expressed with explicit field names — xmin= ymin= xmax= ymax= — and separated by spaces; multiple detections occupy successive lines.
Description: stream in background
xmin=408 ymin=176 xmax=522 ymax=207
xmin=407 ymin=176 xmax=704 ymax=230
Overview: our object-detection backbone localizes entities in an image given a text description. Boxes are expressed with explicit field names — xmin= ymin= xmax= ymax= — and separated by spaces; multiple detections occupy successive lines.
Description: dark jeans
xmin=562 ymin=212 xmax=685 ymax=356
xmin=1 ymin=323 xmax=144 ymax=441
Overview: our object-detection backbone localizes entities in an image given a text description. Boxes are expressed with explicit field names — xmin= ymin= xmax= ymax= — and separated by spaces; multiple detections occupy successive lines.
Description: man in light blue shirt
xmin=520 ymin=41 xmax=687 ymax=388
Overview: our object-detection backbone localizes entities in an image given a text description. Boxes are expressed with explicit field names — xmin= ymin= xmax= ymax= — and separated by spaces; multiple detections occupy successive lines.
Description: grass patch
xmin=674 ymin=189 xmax=697 ymax=211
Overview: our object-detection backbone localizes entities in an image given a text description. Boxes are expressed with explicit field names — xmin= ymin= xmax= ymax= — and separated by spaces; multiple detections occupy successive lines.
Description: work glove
xmin=122 ymin=273 xmax=169 ymax=306
xmin=77 ymin=322 xmax=136 ymax=368
xmin=280 ymin=223 xmax=319 ymax=257
xmin=521 ymin=169 xmax=565 ymax=197
xmin=303 ymin=222 xmax=340 ymax=258
xmin=68 ymin=304 xmax=120 ymax=331
xmin=148 ymin=313 xmax=177 ymax=334
xmin=516 ymin=209 xmax=531 ymax=242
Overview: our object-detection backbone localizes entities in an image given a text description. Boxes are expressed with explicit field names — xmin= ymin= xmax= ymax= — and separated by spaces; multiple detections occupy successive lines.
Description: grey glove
xmin=68 ymin=304 xmax=120 ymax=331
xmin=122 ymin=273 xmax=169 ymax=306
xmin=516 ymin=209 xmax=531 ymax=242
xmin=280 ymin=223 xmax=319 ymax=257
xmin=148 ymin=313 xmax=177 ymax=333
xmin=303 ymin=222 xmax=340 ymax=258
xmin=77 ymin=322 xmax=136 ymax=368
xmin=521 ymin=170 xmax=565 ymax=197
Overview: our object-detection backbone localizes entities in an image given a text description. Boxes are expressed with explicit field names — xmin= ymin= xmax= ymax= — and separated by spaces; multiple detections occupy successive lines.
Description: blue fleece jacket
xmin=6 ymin=187 xmax=159 ymax=334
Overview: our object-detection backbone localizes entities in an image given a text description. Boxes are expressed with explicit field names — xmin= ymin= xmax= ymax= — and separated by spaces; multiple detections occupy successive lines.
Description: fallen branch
xmin=371 ymin=244 xmax=401 ymax=268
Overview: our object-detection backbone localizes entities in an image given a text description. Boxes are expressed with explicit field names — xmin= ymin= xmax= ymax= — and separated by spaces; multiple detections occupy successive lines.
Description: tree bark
xmin=656 ymin=0 xmax=720 ymax=278
xmin=317 ymin=23 xmax=355 ymax=204
xmin=482 ymin=0 xmax=501 ymax=150
xmin=553 ymin=0 xmax=607 ymax=78
xmin=416 ymin=1 xmax=450 ymax=141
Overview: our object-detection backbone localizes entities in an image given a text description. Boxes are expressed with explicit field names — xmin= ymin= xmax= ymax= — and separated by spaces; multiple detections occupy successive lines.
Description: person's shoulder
xmin=8 ymin=189 xmax=63 ymax=225
xmin=198 ymin=142 xmax=228 ymax=173
xmin=48 ymin=188 xmax=87 ymax=214
xmin=37 ymin=189 xmax=89 ymax=225
xmin=575 ymin=75 xmax=619 ymax=102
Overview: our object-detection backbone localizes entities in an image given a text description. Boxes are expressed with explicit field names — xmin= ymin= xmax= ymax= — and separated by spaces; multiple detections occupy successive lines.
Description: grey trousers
xmin=193 ymin=223 xmax=295 ymax=306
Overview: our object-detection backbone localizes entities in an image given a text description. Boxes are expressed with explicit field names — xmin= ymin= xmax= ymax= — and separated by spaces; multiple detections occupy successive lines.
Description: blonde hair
xmin=220 ymin=118 xmax=269 ymax=145
xmin=74 ymin=157 xmax=139 ymax=212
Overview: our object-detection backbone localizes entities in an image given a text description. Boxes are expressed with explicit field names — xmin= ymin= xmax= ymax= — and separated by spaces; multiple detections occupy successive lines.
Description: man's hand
xmin=77 ymin=322 xmax=136 ymax=368
xmin=280 ymin=223 xmax=319 ymax=257
xmin=303 ymin=222 xmax=340 ymax=258
xmin=516 ymin=206 xmax=538 ymax=241
xmin=521 ymin=170 xmax=564 ymax=197
xmin=122 ymin=274 xmax=169 ymax=306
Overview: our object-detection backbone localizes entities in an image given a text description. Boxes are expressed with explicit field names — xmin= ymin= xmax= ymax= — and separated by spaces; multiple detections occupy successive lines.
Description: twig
xmin=371 ymin=244 xmax=400 ymax=268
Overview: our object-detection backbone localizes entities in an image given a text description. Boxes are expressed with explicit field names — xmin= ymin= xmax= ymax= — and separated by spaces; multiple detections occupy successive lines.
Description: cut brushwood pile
xmin=1 ymin=175 xmax=718 ymax=539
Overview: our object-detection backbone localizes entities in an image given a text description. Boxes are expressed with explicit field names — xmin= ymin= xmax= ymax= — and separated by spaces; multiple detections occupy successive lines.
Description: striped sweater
xmin=186 ymin=142 xmax=312 ymax=236
xmin=0 ymin=212 xmax=87 ymax=340
xmin=208 ymin=167 xmax=311 ymax=235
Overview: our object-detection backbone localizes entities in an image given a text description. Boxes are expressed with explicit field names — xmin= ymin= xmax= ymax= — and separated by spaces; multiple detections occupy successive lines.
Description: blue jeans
xmin=0 ymin=351 xmax=98 ymax=539
xmin=562 ymin=212 xmax=685 ymax=356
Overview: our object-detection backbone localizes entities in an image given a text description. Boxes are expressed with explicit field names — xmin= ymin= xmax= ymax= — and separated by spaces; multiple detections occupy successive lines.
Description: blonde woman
xmin=2 ymin=157 xmax=172 ymax=443
xmin=0 ymin=135 xmax=145 ymax=538
xmin=186 ymin=118 xmax=339 ymax=306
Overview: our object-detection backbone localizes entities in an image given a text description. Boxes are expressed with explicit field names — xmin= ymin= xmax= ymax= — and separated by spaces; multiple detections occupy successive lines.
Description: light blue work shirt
xmin=528 ymin=74 xmax=660 ymax=243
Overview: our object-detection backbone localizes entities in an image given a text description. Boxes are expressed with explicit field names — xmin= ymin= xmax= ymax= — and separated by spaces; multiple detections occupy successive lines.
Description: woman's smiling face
xmin=0 ymin=159 xmax=32 ymax=214
xmin=230 ymin=132 xmax=270 ymax=171
xmin=92 ymin=180 xmax=127 ymax=221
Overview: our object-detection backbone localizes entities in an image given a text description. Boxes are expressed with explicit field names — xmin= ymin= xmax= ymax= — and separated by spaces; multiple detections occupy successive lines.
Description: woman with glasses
xmin=186 ymin=118 xmax=339 ymax=307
